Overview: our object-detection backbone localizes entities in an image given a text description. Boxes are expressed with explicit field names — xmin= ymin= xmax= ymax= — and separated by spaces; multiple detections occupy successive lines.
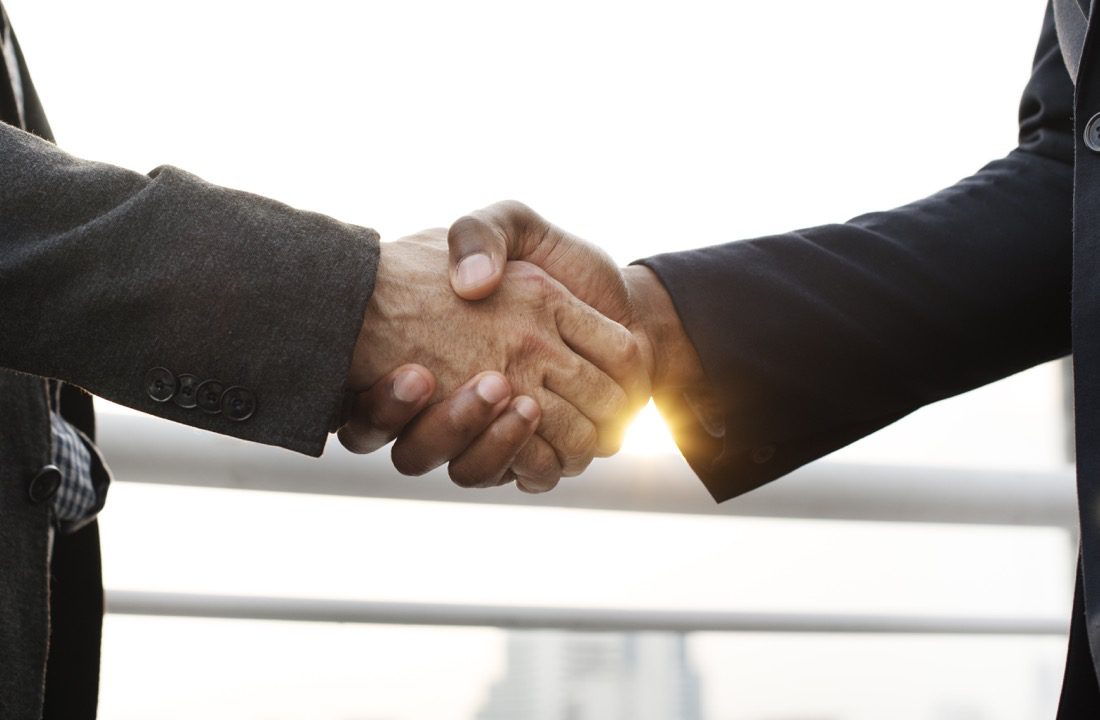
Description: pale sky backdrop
xmin=4 ymin=0 xmax=1075 ymax=718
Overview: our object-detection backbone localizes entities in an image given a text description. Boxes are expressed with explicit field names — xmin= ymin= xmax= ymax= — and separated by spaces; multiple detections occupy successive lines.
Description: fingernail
xmin=476 ymin=374 xmax=509 ymax=404
xmin=393 ymin=371 xmax=429 ymax=402
xmin=456 ymin=253 xmax=494 ymax=290
xmin=514 ymin=396 xmax=539 ymax=422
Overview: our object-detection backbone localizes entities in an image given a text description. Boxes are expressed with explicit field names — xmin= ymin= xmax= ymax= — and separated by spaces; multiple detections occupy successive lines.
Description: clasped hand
xmin=337 ymin=202 xmax=657 ymax=492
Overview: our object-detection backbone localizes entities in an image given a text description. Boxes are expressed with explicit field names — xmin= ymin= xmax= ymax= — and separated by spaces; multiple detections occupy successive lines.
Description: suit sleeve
xmin=637 ymin=2 xmax=1074 ymax=502
xmin=0 ymin=122 xmax=379 ymax=456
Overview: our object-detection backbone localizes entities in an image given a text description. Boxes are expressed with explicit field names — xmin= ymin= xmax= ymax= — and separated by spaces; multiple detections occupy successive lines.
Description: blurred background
xmin=4 ymin=0 xmax=1075 ymax=718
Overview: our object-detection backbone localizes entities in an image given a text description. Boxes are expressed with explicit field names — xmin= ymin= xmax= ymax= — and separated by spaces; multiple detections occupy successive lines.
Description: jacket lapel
xmin=1056 ymin=0 xmax=1090 ymax=83
xmin=0 ymin=4 xmax=23 ymax=128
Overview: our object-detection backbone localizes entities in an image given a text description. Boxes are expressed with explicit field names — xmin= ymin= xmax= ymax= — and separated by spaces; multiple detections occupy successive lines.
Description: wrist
xmin=623 ymin=264 xmax=706 ymax=394
xmin=349 ymin=242 xmax=428 ymax=391
xmin=349 ymin=298 xmax=389 ymax=392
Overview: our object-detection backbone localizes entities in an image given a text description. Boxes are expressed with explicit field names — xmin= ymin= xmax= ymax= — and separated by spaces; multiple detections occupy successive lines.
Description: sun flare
xmin=620 ymin=400 xmax=680 ymax=456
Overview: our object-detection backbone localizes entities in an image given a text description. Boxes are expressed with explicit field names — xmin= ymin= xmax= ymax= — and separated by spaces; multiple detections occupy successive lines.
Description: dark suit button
xmin=28 ymin=465 xmax=62 ymax=504
xmin=195 ymin=379 xmax=226 ymax=414
xmin=1085 ymin=113 xmax=1100 ymax=152
xmin=751 ymin=445 xmax=776 ymax=464
xmin=144 ymin=367 xmax=177 ymax=403
xmin=221 ymin=386 xmax=257 ymax=421
xmin=173 ymin=374 xmax=200 ymax=409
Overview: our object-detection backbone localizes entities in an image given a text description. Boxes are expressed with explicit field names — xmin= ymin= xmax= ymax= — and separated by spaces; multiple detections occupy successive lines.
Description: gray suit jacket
xmin=0 ymin=13 xmax=381 ymax=718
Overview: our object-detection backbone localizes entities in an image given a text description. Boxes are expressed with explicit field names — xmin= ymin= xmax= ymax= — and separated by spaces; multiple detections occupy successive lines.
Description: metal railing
xmin=97 ymin=413 xmax=1078 ymax=636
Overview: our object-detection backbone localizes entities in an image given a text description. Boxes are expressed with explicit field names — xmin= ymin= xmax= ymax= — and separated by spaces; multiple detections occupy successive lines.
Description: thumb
xmin=447 ymin=214 xmax=508 ymax=300
xmin=337 ymin=364 xmax=436 ymax=455
xmin=448 ymin=200 xmax=550 ymax=300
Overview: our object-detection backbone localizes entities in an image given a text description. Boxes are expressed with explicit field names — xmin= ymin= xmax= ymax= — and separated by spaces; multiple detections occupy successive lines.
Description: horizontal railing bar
xmin=105 ymin=590 xmax=1068 ymax=636
xmin=96 ymin=414 xmax=1079 ymax=529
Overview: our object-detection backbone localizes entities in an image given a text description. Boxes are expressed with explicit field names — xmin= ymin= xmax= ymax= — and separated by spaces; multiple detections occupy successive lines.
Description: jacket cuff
xmin=123 ymin=167 xmax=380 ymax=456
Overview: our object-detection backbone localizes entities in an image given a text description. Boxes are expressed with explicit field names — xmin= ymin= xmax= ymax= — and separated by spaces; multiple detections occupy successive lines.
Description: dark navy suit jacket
xmin=642 ymin=3 xmax=1100 ymax=716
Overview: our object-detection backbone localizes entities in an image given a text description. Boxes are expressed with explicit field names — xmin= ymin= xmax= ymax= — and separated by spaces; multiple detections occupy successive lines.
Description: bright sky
xmin=4 ymin=0 xmax=1074 ymax=718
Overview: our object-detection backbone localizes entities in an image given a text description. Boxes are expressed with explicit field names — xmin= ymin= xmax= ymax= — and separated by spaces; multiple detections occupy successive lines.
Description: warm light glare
xmin=620 ymin=399 xmax=679 ymax=455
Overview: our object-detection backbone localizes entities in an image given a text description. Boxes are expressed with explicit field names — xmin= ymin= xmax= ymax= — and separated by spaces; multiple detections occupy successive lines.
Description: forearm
xmin=622 ymin=265 xmax=706 ymax=394
xmin=0 ymin=122 xmax=380 ymax=455
xmin=630 ymin=2 xmax=1074 ymax=502
xmin=638 ymin=146 xmax=1071 ymax=501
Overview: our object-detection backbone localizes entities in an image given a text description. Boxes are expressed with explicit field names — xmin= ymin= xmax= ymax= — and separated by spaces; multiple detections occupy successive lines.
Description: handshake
xmin=337 ymin=201 xmax=705 ymax=492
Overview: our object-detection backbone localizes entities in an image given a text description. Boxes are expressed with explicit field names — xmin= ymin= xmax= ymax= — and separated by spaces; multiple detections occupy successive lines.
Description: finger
xmin=448 ymin=201 xmax=550 ymax=300
xmin=447 ymin=396 xmax=541 ymax=488
xmin=546 ymin=293 xmax=647 ymax=455
xmin=390 ymin=372 xmax=513 ymax=476
xmin=542 ymin=354 xmax=628 ymax=458
xmin=337 ymin=365 xmax=436 ymax=454
xmin=531 ymin=388 xmax=599 ymax=477
xmin=510 ymin=434 xmax=563 ymax=493
xmin=554 ymin=291 xmax=650 ymax=419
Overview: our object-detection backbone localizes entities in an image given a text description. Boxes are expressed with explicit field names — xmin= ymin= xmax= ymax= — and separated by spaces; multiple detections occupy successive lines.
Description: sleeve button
xmin=144 ymin=367 xmax=178 ymax=403
xmin=221 ymin=386 xmax=257 ymax=421
xmin=195 ymin=379 xmax=226 ymax=414
xmin=173 ymin=374 xmax=200 ymax=409
xmin=751 ymin=445 xmax=776 ymax=464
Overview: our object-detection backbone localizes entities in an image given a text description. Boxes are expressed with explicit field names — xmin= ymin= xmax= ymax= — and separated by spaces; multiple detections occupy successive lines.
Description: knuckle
xmin=576 ymin=419 xmax=600 ymax=453
xmin=616 ymin=333 xmax=641 ymax=368
xmin=518 ymin=445 xmax=559 ymax=481
xmin=515 ymin=329 xmax=550 ymax=360
xmin=509 ymin=263 xmax=557 ymax=303
xmin=448 ymin=214 xmax=489 ymax=244
xmin=443 ymin=388 xmax=500 ymax=438
xmin=529 ymin=455 xmax=559 ymax=481
xmin=498 ymin=199 xmax=534 ymax=220
xmin=561 ymin=456 xmax=593 ymax=478
xmin=445 ymin=406 xmax=482 ymax=440
xmin=595 ymin=419 xmax=628 ymax=458
xmin=357 ymin=384 xmax=407 ymax=434
xmin=364 ymin=401 xmax=400 ymax=436
xmin=498 ymin=200 xmax=547 ymax=241
xmin=598 ymin=384 xmax=629 ymax=423
xmin=560 ymin=422 xmax=599 ymax=468
xmin=597 ymin=432 xmax=624 ymax=458
xmin=520 ymin=265 xmax=551 ymax=293
xmin=493 ymin=415 xmax=534 ymax=449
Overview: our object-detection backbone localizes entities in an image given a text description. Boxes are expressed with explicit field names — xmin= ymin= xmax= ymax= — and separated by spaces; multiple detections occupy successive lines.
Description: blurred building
xmin=475 ymin=632 xmax=702 ymax=720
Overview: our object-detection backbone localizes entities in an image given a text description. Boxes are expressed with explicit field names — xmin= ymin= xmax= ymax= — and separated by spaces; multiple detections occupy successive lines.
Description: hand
xmin=342 ymin=229 xmax=646 ymax=488
xmin=338 ymin=363 xmax=544 ymax=489
xmin=446 ymin=200 xmax=705 ymax=394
